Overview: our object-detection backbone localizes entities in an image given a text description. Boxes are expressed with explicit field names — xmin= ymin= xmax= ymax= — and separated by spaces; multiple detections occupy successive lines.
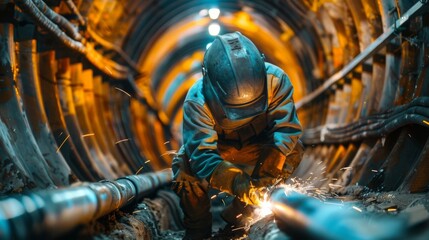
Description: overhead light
xmin=199 ymin=9 xmax=208 ymax=17
xmin=208 ymin=23 xmax=221 ymax=36
xmin=208 ymin=8 xmax=220 ymax=19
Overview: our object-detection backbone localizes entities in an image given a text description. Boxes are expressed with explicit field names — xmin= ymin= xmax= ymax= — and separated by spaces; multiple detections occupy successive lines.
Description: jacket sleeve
xmin=182 ymin=100 xmax=223 ymax=180
xmin=267 ymin=73 xmax=302 ymax=156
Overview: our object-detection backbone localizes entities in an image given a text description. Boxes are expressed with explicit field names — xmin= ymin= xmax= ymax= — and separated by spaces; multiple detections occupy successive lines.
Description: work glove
xmin=254 ymin=146 xmax=287 ymax=179
xmin=210 ymin=161 xmax=262 ymax=205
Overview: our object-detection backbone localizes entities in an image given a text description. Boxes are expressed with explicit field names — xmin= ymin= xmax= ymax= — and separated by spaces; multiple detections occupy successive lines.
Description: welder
xmin=172 ymin=31 xmax=303 ymax=239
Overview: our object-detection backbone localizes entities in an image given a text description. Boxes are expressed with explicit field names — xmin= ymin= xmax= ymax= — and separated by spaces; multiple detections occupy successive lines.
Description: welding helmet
xmin=202 ymin=31 xmax=267 ymax=128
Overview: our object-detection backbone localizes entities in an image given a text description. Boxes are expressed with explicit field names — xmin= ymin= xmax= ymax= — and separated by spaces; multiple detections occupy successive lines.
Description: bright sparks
xmin=135 ymin=166 xmax=144 ymax=174
xmin=160 ymin=150 xmax=178 ymax=157
xmin=114 ymin=87 xmax=131 ymax=97
xmin=245 ymin=177 xmax=335 ymax=232
xmin=56 ymin=135 xmax=70 ymax=153
xmin=255 ymin=199 xmax=273 ymax=218
xmin=352 ymin=206 xmax=363 ymax=212
xmin=115 ymin=138 xmax=129 ymax=144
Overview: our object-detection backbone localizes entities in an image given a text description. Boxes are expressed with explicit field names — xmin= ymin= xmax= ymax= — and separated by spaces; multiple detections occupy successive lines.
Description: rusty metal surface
xmin=0 ymin=24 xmax=55 ymax=193
xmin=302 ymin=97 xmax=429 ymax=144
xmin=400 ymin=136 xmax=429 ymax=192
xmin=70 ymin=63 xmax=118 ymax=179
xmin=92 ymin=77 xmax=132 ymax=175
xmin=16 ymin=40 xmax=71 ymax=186
xmin=99 ymin=83 xmax=140 ymax=172
xmin=82 ymin=73 xmax=126 ymax=176
xmin=378 ymin=0 xmax=403 ymax=111
xmin=108 ymin=88 xmax=143 ymax=172
xmin=296 ymin=0 xmax=428 ymax=109
xmin=56 ymin=58 xmax=105 ymax=180
xmin=371 ymin=126 xmax=427 ymax=192
xmin=38 ymin=51 xmax=96 ymax=182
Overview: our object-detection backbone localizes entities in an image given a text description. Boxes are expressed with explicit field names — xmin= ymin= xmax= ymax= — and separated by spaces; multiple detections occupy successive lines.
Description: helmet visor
xmin=205 ymin=77 xmax=268 ymax=121
xmin=221 ymin=92 xmax=268 ymax=120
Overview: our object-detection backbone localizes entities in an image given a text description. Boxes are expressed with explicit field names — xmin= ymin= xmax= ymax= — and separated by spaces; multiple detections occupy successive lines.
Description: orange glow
xmin=156 ymin=51 xmax=204 ymax=105
xmin=138 ymin=17 xmax=211 ymax=76
xmin=164 ymin=72 xmax=201 ymax=118
xmin=271 ymin=202 xmax=308 ymax=226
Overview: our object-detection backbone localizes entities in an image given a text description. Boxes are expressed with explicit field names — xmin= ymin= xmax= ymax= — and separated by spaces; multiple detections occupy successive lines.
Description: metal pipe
xmin=296 ymin=0 xmax=428 ymax=109
xmin=333 ymin=97 xmax=429 ymax=132
xmin=14 ymin=0 xmax=86 ymax=53
xmin=302 ymin=97 xmax=429 ymax=144
xmin=14 ymin=0 xmax=131 ymax=79
xmin=270 ymin=188 xmax=407 ymax=240
xmin=62 ymin=0 xmax=85 ymax=26
xmin=0 ymin=170 xmax=173 ymax=240
xmin=87 ymin=25 xmax=139 ymax=73
xmin=31 ymin=0 xmax=82 ymax=41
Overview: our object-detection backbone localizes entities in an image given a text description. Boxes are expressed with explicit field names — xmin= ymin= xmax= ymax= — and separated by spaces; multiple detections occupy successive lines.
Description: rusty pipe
xmin=14 ymin=0 xmax=131 ymax=79
xmin=31 ymin=0 xmax=82 ymax=41
xmin=62 ymin=0 xmax=85 ymax=26
xmin=302 ymin=97 xmax=429 ymax=144
xmin=14 ymin=0 xmax=86 ymax=53
xmin=0 ymin=169 xmax=173 ymax=240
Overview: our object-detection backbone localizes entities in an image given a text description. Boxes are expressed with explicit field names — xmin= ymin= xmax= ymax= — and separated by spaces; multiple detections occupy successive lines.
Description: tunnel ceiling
xmin=0 ymin=0 xmax=428 ymax=200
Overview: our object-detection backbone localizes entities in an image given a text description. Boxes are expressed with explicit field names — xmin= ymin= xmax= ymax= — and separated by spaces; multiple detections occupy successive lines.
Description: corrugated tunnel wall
xmin=0 ymin=0 xmax=428 ymax=239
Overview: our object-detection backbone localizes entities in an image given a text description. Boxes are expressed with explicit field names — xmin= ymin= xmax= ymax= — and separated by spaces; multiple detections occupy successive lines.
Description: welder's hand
xmin=256 ymin=147 xmax=286 ymax=178
xmin=232 ymin=172 xmax=262 ymax=205
xmin=210 ymin=161 xmax=261 ymax=205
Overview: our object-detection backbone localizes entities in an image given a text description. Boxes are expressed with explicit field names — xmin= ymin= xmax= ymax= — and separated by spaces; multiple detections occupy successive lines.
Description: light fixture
xmin=208 ymin=23 xmax=221 ymax=36
xmin=208 ymin=8 xmax=220 ymax=19
xmin=199 ymin=9 xmax=208 ymax=17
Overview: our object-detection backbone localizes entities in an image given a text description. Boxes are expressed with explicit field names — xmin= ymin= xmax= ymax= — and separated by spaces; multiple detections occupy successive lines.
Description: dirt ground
xmin=66 ymin=186 xmax=429 ymax=240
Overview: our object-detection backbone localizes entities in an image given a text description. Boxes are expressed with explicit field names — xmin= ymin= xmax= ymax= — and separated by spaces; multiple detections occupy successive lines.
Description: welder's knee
xmin=172 ymin=179 xmax=212 ymax=239
xmin=171 ymin=148 xmax=212 ymax=238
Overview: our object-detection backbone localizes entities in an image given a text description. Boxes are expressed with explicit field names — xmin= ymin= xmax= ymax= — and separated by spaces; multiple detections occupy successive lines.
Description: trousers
xmin=171 ymin=140 xmax=304 ymax=236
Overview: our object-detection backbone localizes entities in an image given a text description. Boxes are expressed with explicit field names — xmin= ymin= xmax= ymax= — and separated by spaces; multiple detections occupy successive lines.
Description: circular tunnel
xmin=1 ymin=0 xmax=429 ymax=239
